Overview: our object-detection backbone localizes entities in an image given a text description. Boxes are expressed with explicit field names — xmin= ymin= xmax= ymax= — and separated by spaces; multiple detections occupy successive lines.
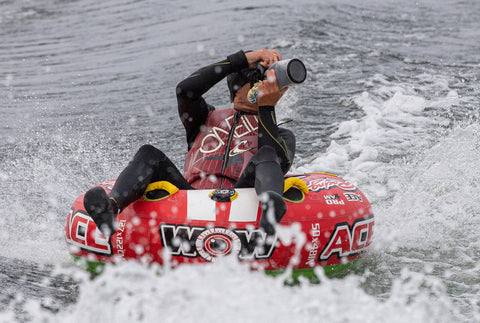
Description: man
xmin=84 ymin=49 xmax=295 ymax=239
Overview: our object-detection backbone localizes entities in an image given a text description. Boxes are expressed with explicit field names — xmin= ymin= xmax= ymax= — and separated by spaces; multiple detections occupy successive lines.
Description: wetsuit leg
xmin=84 ymin=144 xmax=191 ymax=238
xmin=235 ymin=145 xmax=284 ymax=195
xmin=235 ymin=106 xmax=291 ymax=234
xmin=109 ymin=144 xmax=192 ymax=210
xmin=236 ymin=106 xmax=294 ymax=193
xmin=278 ymin=127 xmax=296 ymax=173
xmin=234 ymin=146 xmax=286 ymax=234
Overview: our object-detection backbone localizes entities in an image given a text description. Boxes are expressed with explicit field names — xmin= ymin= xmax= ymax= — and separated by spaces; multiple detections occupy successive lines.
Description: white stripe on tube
xmin=187 ymin=190 xmax=216 ymax=221
xmin=229 ymin=188 xmax=259 ymax=222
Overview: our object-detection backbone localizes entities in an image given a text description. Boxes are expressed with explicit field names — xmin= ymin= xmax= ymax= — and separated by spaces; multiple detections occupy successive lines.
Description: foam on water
xmin=0 ymin=260 xmax=459 ymax=323
xmin=378 ymin=124 xmax=480 ymax=249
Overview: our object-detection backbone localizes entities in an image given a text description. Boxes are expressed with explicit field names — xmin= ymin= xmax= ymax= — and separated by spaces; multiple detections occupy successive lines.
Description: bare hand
xmin=257 ymin=70 xmax=288 ymax=106
xmin=245 ymin=49 xmax=282 ymax=69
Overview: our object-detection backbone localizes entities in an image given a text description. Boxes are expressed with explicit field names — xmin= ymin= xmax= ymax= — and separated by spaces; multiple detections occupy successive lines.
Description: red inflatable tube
xmin=65 ymin=173 xmax=374 ymax=272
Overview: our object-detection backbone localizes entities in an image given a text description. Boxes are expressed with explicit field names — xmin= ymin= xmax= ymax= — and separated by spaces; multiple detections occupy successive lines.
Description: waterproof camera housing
xmin=256 ymin=58 xmax=307 ymax=89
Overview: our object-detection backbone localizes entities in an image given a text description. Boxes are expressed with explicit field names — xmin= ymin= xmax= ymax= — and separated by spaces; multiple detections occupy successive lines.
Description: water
xmin=1 ymin=0 xmax=479 ymax=321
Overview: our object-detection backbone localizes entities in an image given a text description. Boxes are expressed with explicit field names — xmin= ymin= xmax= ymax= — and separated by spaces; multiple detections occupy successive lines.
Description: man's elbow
xmin=176 ymin=82 xmax=196 ymax=100
xmin=176 ymin=83 xmax=185 ymax=98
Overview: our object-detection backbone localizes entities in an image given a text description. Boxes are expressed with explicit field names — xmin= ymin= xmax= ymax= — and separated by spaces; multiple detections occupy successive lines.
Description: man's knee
xmin=138 ymin=144 xmax=157 ymax=155
xmin=135 ymin=144 xmax=166 ymax=163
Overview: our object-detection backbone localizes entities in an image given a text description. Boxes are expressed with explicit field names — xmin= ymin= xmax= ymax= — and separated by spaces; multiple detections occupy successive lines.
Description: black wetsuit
xmin=109 ymin=50 xmax=295 ymax=212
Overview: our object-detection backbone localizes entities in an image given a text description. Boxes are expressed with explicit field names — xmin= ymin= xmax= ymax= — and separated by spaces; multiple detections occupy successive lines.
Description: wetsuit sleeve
xmin=258 ymin=106 xmax=296 ymax=173
xmin=176 ymin=50 xmax=249 ymax=150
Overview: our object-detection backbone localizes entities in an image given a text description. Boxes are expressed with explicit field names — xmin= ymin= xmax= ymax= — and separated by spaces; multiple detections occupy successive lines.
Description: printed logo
xmin=116 ymin=219 xmax=127 ymax=257
xmin=195 ymin=228 xmax=242 ymax=262
xmin=65 ymin=209 xmax=112 ymax=256
xmin=323 ymin=193 xmax=345 ymax=205
xmin=229 ymin=140 xmax=252 ymax=156
xmin=344 ymin=193 xmax=363 ymax=202
xmin=319 ymin=215 xmax=374 ymax=261
xmin=307 ymin=178 xmax=357 ymax=192
xmin=306 ymin=223 xmax=321 ymax=267
xmin=160 ymin=224 xmax=276 ymax=262
xmin=199 ymin=114 xmax=258 ymax=154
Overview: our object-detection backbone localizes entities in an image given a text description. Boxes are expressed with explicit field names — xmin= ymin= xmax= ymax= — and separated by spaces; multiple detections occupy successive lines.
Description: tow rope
xmin=210 ymin=111 xmax=242 ymax=202
xmin=218 ymin=111 xmax=242 ymax=188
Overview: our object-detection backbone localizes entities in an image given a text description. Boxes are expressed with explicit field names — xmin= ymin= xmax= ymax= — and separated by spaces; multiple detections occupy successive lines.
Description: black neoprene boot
xmin=259 ymin=191 xmax=287 ymax=235
xmin=83 ymin=186 xmax=118 ymax=238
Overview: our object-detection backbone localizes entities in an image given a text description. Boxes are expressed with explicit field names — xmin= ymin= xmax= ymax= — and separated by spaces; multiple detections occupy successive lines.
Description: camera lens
xmin=287 ymin=59 xmax=307 ymax=84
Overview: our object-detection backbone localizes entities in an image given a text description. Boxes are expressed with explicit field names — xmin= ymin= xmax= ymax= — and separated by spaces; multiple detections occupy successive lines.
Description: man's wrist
xmin=227 ymin=50 xmax=249 ymax=71
xmin=259 ymin=105 xmax=275 ymax=111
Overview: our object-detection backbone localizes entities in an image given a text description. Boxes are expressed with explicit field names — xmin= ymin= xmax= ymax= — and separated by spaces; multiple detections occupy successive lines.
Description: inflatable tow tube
xmin=65 ymin=173 xmax=374 ymax=275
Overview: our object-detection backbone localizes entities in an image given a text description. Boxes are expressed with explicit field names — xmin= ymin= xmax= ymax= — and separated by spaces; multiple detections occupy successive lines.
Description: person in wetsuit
xmin=84 ymin=48 xmax=295 ymax=238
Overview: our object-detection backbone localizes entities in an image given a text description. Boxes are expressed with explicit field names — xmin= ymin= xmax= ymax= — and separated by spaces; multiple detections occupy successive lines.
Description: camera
xmin=246 ymin=58 xmax=307 ymax=103
xmin=255 ymin=58 xmax=307 ymax=89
